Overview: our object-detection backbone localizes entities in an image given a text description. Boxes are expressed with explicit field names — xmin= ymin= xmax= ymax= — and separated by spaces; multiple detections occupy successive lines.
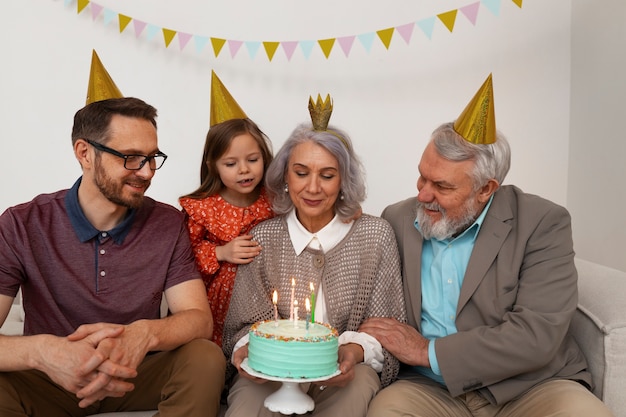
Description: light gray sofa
xmin=1 ymin=258 xmax=624 ymax=417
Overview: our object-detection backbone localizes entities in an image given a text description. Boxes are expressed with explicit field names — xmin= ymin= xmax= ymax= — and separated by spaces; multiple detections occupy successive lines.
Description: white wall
xmin=2 ymin=1 xmax=584 ymax=253
xmin=569 ymin=0 xmax=626 ymax=271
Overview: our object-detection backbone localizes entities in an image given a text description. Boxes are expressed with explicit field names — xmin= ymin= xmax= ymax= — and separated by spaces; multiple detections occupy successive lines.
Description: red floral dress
xmin=179 ymin=188 xmax=274 ymax=347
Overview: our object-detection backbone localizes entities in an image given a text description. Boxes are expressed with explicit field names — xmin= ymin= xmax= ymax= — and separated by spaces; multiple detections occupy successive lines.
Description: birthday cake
xmin=248 ymin=319 xmax=339 ymax=379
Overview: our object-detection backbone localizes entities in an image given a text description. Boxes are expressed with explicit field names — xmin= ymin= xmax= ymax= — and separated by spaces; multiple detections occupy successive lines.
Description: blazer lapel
xmin=457 ymin=192 xmax=513 ymax=314
xmin=400 ymin=206 xmax=424 ymax=329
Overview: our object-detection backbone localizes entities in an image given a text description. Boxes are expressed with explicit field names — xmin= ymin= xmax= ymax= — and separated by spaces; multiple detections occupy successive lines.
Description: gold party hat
xmin=308 ymin=94 xmax=333 ymax=131
xmin=453 ymin=73 xmax=496 ymax=145
xmin=210 ymin=70 xmax=247 ymax=127
xmin=85 ymin=50 xmax=123 ymax=105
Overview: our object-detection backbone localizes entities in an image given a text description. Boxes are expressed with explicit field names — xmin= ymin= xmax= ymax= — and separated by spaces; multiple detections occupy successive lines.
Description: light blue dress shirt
xmin=413 ymin=197 xmax=493 ymax=385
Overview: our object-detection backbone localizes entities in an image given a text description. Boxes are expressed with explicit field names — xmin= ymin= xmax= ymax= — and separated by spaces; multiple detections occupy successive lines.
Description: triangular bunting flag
xmin=90 ymin=3 xmax=102 ymax=20
xmin=318 ymin=38 xmax=335 ymax=59
xmin=178 ymin=32 xmax=192 ymax=50
xmin=460 ymin=2 xmax=480 ymax=25
xmin=146 ymin=24 xmax=159 ymax=40
xmin=133 ymin=20 xmax=146 ymax=37
xmin=263 ymin=42 xmax=280 ymax=61
xmin=512 ymin=0 xmax=523 ymax=7
xmin=438 ymin=10 xmax=458 ymax=33
xmin=228 ymin=40 xmax=243 ymax=58
xmin=281 ymin=41 xmax=298 ymax=61
xmin=103 ymin=9 xmax=116 ymax=25
xmin=77 ymin=0 xmax=90 ymax=14
xmin=337 ymin=36 xmax=355 ymax=57
xmin=376 ymin=28 xmax=395 ymax=50
xmin=211 ymin=37 xmax=227 ymax=57
xmin=482 ymin=0 xmax=502 ymax=16
xmin=357 ymin=33 xmax=375 ymax=52
xmin=245 ymin=41 xmax=261 ymax=59
xmin=396 ymin=23 xmax=415 ymax=44
xmin=300 ymin=41 xmax=315 ymax=59
xmin=194 ymin=36 xmax=210 ymax=53
xmin=417 ymin=17 xmax=436 ymax=39
xmin=119 ymin=14 xmax=132 ymax=33
xmin=163 ymin=28 xmax=176 ymax=48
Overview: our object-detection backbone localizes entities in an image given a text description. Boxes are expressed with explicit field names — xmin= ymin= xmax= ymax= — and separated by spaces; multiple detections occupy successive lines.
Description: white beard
xmin=416 ymin=198 xmax=478 ymax=240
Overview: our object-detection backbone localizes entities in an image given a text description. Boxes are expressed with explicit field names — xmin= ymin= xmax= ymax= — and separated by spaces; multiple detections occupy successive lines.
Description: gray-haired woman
xmin=223 ymin=120 xmax=407 ymax=417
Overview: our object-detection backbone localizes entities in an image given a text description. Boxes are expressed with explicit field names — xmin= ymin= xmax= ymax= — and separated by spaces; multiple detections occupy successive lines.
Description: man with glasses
xmin=0 ymin=97 xmax=226 ymax=416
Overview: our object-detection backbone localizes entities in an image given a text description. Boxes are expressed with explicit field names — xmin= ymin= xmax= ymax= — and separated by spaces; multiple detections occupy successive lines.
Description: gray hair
xmin=265 ymin=123 xmax=366 ymax=221
xmin=430 ymin=122 xmax=511 ymax=189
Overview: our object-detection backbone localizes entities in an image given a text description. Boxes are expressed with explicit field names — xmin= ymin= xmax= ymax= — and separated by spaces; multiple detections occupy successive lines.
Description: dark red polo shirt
xmin=0 ymin=177 xmax=200 ymax=336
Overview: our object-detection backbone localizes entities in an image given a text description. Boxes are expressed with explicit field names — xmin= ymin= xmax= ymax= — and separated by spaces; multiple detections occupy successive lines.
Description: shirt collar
xmin=287 ymin=209 xmax=353 ymax=255
xmin=414 ymin=195 xmax=494 ymax=243
xmin=65 ymin=176 xmax=136 ymax=244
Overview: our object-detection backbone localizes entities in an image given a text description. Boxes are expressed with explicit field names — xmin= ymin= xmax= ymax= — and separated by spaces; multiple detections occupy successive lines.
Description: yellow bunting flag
xmin=512 ymin=0 xmax=523 ymax=7
xmin=318 ymin=38 xmax=335 ymax=59
xmin=211 ymin=37 xmax=226 ymax=57
xmin=263 ymin=42 xmax=280 ymax=61
xmin=119 ymin=14 xmax=132 ymax=33
xmin=77 ymin=0 xmax=89 ymax=14
xmin=377 ymin=28 xmax=395 ymax=50
xmin=162 ymin=28 xmax=176 ymax=47
xmin=438 ymin=10 xmax=458 ymax=33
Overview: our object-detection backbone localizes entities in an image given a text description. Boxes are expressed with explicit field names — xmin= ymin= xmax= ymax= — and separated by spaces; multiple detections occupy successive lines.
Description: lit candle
xmin=309 ymin=282 xmax=316 ymax=323
xmin=293 ymin=300 xmax=299 ymax=327
xmin=305 ymin=297 xmax=311 ymax=331
xmin=289 ymin=278 xmax=296 ymax=320
xmin=273 ymin=290 xmax=278 ymax=327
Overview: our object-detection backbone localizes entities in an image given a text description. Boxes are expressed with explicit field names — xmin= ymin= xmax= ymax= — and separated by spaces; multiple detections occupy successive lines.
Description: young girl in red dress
xmin=180 ymin=117 xmax=274 ymax=347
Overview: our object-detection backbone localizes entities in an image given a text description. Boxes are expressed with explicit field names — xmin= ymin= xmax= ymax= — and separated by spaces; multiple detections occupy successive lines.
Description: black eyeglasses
xmin=85 ymin=139 xmax=168 ymax=171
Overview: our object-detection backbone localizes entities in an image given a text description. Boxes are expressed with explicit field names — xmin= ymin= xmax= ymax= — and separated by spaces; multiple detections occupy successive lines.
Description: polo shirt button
xmin=100 ymin=249 xmax=106 ymax=255
xmin=100 ymin=271 xmax=106 ymax=277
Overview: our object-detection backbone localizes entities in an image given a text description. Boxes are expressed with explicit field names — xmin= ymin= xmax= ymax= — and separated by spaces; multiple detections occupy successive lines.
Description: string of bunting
xmin=63 ymin=0 xmax=523 ymax=61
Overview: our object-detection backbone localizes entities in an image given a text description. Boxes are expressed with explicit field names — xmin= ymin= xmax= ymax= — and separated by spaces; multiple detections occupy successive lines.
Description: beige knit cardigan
xmin=223 ymin=213 xmax=407 ymax=387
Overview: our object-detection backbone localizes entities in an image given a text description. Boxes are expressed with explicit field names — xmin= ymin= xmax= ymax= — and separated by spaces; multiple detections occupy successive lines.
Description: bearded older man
xmin=359 ymin=75 xmax=612 ymax=417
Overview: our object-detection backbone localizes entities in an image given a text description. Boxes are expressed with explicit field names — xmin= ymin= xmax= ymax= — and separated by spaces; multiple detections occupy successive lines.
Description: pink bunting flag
xmin=460 ymin=2 xmax=480 ymax=25
xmin=133 ymin=20 xmax=146 ymax=37
xmin=281 ymin=41 xmax=298 ymax=61
xmin=396 ymin=23 xmax=415 ymax=44
xmin=90 ymin=3 xmax=103 ymax=20
xmin=178 ymin=32 xmax=192 ymax=50
xmin=228 ymin=40 xmax=243 ymax=58
xmin=337 ymin=36 xmax=355 ymax=57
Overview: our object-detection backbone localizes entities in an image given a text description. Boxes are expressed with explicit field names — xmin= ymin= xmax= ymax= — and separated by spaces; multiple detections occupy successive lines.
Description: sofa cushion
xmin=573 ymin=258 xmax=626 ymax=416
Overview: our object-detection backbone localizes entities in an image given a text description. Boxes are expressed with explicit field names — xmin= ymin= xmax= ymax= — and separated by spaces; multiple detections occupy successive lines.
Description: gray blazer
xmin=381 ymin=184 xmax=592 ymax=404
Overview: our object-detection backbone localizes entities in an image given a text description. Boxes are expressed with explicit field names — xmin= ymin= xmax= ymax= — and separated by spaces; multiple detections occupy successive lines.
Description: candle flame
xmin=293 ymin=299 xmax=298 ymax=306
xmin=305 ymin=297 xmax=311 ymax=311
xmin=292 ymin=277 xmax=296 ymax=286
xmin=310 ymin=282 xmax=314 ymax=291
xmin=273 ymin=290 xmax=278 ymax=304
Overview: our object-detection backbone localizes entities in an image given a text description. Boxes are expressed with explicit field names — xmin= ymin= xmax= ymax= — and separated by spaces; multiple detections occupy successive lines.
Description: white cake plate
xmin=241 ymin=358 xmax=340 ymax=415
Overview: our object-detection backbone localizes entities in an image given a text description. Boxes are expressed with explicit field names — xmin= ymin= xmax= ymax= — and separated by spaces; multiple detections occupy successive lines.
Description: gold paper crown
xmin=453 ymin=73 xmax=496 ymax=145
xmin=210 ymin=70 xmax=247 ymax=127
xmin=85 ymin=50 xmax=123 ymax=105
xmin=308 ymin=94 xmax=333 ymax=131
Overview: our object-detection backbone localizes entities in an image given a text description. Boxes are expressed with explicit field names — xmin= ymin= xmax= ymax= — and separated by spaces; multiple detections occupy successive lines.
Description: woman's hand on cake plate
xmin=232 ymin=345 xmax=268 ymax=384
xmin=316 ymin=343 xmax=364 ymax=388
